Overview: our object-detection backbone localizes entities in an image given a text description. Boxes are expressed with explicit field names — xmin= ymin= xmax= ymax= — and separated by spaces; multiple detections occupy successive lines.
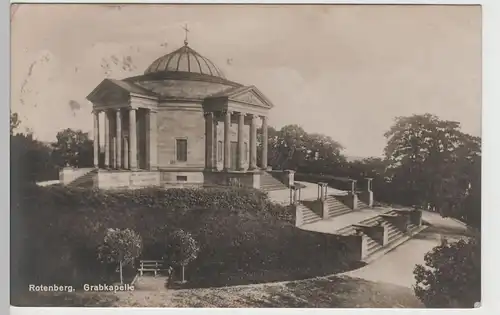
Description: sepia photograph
xmin=10 ymin=3 xmax=482 ymax=308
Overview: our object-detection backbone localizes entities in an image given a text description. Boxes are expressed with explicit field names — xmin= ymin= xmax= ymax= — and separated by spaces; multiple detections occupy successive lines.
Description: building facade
xmin=86 ymin=41 xmax=279 ymax=189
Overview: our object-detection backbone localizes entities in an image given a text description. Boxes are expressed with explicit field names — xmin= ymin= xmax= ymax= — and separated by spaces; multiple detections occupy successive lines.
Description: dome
xmin=144 ymin=43 xmax=225 ymax=78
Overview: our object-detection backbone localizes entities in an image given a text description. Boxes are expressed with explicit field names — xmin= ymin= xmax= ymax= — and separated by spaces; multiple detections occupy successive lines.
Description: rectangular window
xmin=176 ymin=139 xmax=188 ymax=162
xmin=218 ymin=141 xmax=223 ymax=162
xmin=177 ymin=176 xmax=188 ymax=182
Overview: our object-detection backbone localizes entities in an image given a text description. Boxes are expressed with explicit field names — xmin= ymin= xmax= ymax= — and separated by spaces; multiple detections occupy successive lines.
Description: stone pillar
xmin=93 ymin=110 xmax=100 ymax=168
xmin=104 ymin=110 xmax=110 ymax=168
xmin=129 ymin=108 xmax=138 ymax=170
xmin=112 ymin=137 xmax=117 ymax=168
xmin=284 ymin=169 xmax=295 ymax=187
xmin=148 ymin=110 xmax=158 ymax=170
xmin=360 ymin=178 xmax=374 ymax=208
xmin=317 ymin=182 xmax=327 ymax=200
xmin=237 ymin=112 xmax=245 ymax=170
xmin=261 ymin=116 xmax=268 ymax=169
xmin=249 ymin=114 xmax=257 ymax=170
xmin=123 ymin=137 xmax=129 ymax=169
xmin=223 ymin=110 xmax=231 ymax=171
xmin=116 ymin=109 xmax=122 ymax=169
xmin=205 ymin=112 xmax=215 ymax=170
xmin=212 ymin=119 xmax=218 ymax=170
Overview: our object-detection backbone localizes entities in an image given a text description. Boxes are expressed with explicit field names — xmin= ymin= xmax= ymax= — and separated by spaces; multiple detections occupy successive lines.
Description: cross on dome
xmin=182 ymin=24 xmax=189 ymax=46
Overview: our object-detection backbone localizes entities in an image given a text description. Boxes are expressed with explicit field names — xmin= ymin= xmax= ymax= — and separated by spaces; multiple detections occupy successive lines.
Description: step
xmin=302 ymin=217 xmax=322 ymax=224
xmin=328 ymin=209 xmax=351 ymax=218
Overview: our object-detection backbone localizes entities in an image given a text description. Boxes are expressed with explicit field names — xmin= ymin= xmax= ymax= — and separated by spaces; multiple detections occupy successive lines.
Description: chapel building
xmin=85 ymin=40 xmax=291 ymax=190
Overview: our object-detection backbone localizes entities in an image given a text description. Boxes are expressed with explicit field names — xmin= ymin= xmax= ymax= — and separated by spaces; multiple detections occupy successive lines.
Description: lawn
xmin=12 ymin=275 xmax=423 ymax=308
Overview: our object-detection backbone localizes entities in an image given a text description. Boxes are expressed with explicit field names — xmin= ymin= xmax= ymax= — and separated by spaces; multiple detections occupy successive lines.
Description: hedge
xmin=11 ymin=184 xmax=351 ymax=291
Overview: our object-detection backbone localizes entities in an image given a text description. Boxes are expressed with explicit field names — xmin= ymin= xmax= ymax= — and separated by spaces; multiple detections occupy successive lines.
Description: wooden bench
xmin=138 ymin=260 xmax=164 ymax=276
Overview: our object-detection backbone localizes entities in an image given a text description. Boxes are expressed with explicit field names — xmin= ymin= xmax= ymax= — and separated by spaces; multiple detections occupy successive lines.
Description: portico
xmin=204 ymin=110 xmax=268 ymax=172
xmin=203 ymin=84 xmax=272 ymax=178
xmin=92 ymin=106 xmax=158 ymax=171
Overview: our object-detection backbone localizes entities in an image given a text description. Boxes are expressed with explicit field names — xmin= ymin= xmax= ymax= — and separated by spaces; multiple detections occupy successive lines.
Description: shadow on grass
xmin=171 ymin=275 xmax=424 ymax=308
xmin=170 ymin=260 xmax=366 ymax=290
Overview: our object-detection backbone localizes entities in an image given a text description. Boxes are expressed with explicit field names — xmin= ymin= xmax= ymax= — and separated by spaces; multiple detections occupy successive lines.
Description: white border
xmin=5 ymin=0 xmax=500 ymax=314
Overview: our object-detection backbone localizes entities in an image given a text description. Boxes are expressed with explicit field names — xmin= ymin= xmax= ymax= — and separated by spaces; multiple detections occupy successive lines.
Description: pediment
xmin=227 ymin=86 xmax=274 ymax=109
xmin=87 ymin=79 xmax=157 ymax=106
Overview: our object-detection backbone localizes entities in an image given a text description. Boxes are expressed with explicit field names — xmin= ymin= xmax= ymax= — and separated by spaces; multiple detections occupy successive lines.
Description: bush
xmin=12 ymin=186 xmax=287 ymax=285
xmin=98 ymin=228 xmax=142 ymax=284
xmin=413 ymin=237 xmax=480 ymax=308
xmin=12 ymin=185 xmax=353 ymax=289
xmin=164 ymin=229 xmax=199 ymax=282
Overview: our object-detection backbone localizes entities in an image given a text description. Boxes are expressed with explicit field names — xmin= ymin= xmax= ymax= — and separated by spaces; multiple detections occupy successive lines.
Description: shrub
xmin=164 ymin=229 xmax=199 ymax=282
xmin=98 ymin=228 xmax=142 ymax=284
xmin=12 ymin=185 xmax=350 ymax=288
xmin=413 ymin=237 xmax=480 ymax=308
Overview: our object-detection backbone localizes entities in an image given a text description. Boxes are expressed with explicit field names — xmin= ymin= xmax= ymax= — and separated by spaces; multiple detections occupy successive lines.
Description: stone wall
xmin=340 ymin=234 xmax=368 ymax=261
xmin=96 ymin=170 xmax=160 ymax=190
xmin=161 ymin=171 xmax=204 ymax=188
xmin=59 ymin=167 xmax=94 ymax=185
xmin=204 ymin=171 xmax=260 ymax=189
xmin=156 ymin=106 xmax=206 ymax=169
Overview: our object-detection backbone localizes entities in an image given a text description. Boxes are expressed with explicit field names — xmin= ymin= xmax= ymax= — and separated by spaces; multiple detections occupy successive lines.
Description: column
xmin=129 ymin=108 xmax=138 ymax=170
xmin=116 ymin=109 xmax=122 ymax=169
xmin=249 ymin=114 xmax=257 ymax=170
xmin=237 ymin=112 xmax=245 ymax=170
xmin=123 ymin=137 xmax=129 ymax=169
xmin=148 ymin=110 xmax=158 ymax=170
xmin=93 ymin=110 xmax=100 ymax=168
xmin=205 ymin=112 xmax=215 ymax=170
xmin=213 ymin=118 xmax=218 ymax=170
xmin=104 ymin=110 xmax=110 ymax=168
xmin=223 ymin=110 xmax=231 ymax=171
xmin=112 ymin=137 xmax=117 ymax=169
xmin=261 ymin=115 xmax=268 ymax=169
xmin=145 ymin=110 xmax=150 ymax=169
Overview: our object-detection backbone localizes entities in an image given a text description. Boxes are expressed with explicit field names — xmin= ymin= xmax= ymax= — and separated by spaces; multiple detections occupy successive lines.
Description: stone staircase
xmin=67 ymin=169 xmax=98 ymax=187
xmin=336 ymin=216 xmax=382 ymax=257
xmin=357 ymin=199 xmax=370 ymax=209
xmin=336 ymin=210 xmax=421 ymax=260
xmin=297 ymin=202 xmax=322 ymax=225
xmin=325 ymin=195 xmax=353 ymax=218
xmin=260 ymin=171 xmax=289 ymax=192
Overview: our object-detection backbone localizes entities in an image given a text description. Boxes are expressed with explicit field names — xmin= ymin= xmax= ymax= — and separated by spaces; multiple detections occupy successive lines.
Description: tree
xmin=52 ymin=129 xmax=94 ymax=168
xmin=98 ymin=228 xmax=142 ymax=284
xmin=164 ymin=229 xmax=199 ymax=283
xmin=10 ymin=112 xmax=20 ymax=135
xmin=384 ymin=114 xmax=481 ymax=219
xmin=413 ymin=236 xmax=480 ymax=308
xmin=10 ymin=132 xmax=58 ymax=183
xmin=259 ymin=124 xmax=346 ymax=172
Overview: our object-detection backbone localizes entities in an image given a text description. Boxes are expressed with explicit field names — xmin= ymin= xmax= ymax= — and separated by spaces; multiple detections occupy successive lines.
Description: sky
xmin=10 ymin=4 xmax=481 ymax=157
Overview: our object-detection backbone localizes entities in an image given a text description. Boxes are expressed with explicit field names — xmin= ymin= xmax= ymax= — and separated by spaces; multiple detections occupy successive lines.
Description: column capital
xmin=204 ymin=111 xmax=214 ymax=117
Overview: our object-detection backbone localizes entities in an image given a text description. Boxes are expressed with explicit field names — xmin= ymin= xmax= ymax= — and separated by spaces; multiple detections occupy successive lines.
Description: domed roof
xmin=144 ymin=43 xmax=225 ymax=78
